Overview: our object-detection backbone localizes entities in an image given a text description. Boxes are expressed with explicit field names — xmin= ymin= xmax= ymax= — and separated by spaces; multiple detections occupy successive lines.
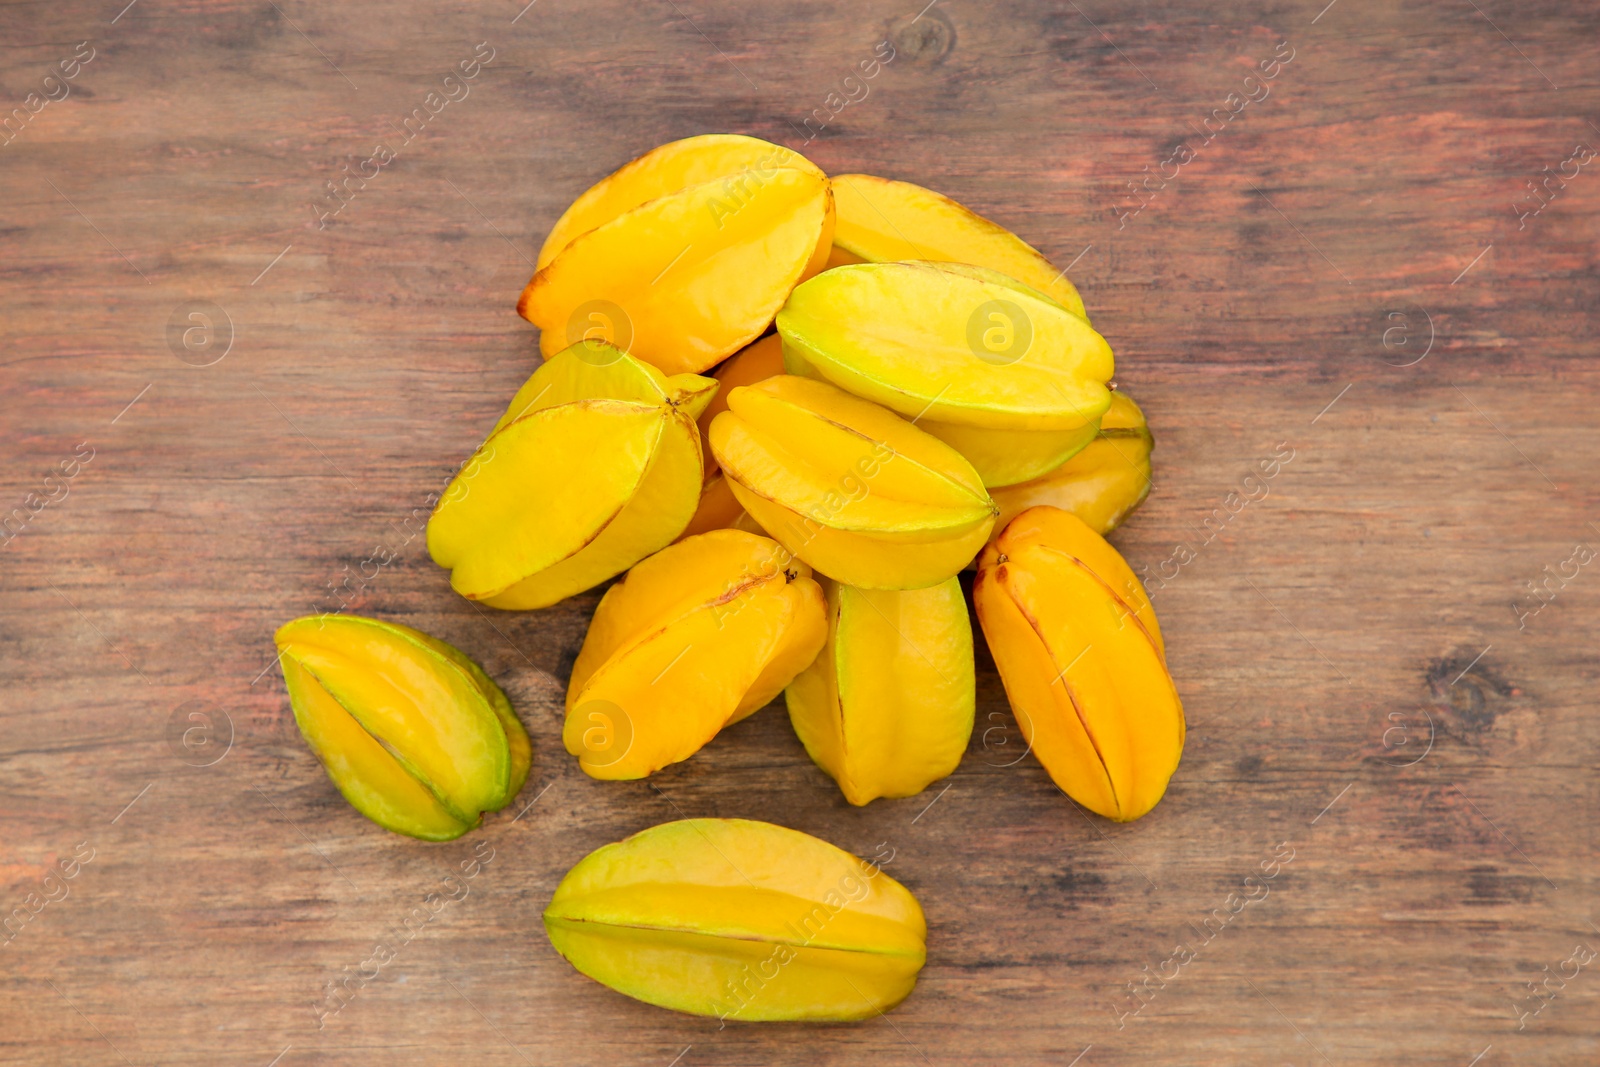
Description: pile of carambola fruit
xmin=275 ymin=135 xmax=1182 ymax=1023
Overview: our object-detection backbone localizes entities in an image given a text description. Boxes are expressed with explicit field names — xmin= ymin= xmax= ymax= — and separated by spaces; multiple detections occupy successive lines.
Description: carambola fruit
xmin=677 ymin=471 xmax=746 ymax=540
xmin=787 ymin=577 xmax=975 ymax=805
xmin=777 ymin=261 xmax=1115 ymax=487
xmin=709 ymin=375 xmax=997 ymax=590
xmin=696 ymin=333 xmax=786 ymax=480
xmin=678 ymin=334 xmax=787 ymax=538
xmin=991 ymin=390 xmax=1154 ymax=536
xmin=519 ymin=134 xmax=834 ymax=375
xmin=564 ymin=530 xmax=827 ymax=779
xmin=544 ymin=818 xmax=926 ymax=1021
xmin=427 ymin=341 xmax=717 ymax=610
xmin=827 ymin=172 xmax=1087 ymax=318
xmin=974 ymin=507 xmax=1181 ymax=821
xmin=275 ymin=615 xmax=531 ymax=840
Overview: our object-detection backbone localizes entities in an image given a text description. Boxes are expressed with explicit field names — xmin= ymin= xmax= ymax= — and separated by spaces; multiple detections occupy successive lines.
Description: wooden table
xmin=3 ymin=1 xmax=1596 ymax=1063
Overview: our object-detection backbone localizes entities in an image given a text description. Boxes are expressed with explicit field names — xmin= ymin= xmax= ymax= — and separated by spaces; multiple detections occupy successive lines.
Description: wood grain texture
xmin=2 ymin=0 xmax=1597 ymax=1063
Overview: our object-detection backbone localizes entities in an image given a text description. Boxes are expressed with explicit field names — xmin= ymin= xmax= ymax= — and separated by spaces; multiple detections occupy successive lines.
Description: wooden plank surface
xmin=2 ymin=0 xmax=1597 ymax=1063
